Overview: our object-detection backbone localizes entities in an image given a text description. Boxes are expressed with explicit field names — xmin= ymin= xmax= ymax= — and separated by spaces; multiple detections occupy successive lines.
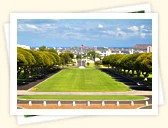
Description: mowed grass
xmin=18 ymin=95 xmax=145 ymax=101
xmin=31 ymin=68 xmax=130 ymax=92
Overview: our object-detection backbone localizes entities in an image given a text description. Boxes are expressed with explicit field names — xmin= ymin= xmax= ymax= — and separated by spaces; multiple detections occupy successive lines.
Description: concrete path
xmin=17 ymin=90 xmax=152 ymax=96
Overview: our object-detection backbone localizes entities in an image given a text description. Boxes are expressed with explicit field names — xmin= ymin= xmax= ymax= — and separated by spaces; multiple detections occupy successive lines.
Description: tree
xmin=47 ymin=48 xmax=58 ymax=54
xmin=102 ymin=53 xmax=152 ymax=80
xmin=59 ymin=52 xmax=74 ymax=65
xmin=87 ymin=50 xmax=100 ymax=62
xmin=17 ymin=47 xmax=61 ymax=83
xmin=136 ymin=53 xmax=152 ymax=78
xmin=17 ymin=47 xmax=36 ymax=79
xmin=108 ymin=54 xmax=123 ymax=70
xmin=95 ymin=61 xmax=102 ymax=67
xmin=102 ymin=56 xmax=110 ymax=68
xmin=76 ymin=54 xmax=82 ymax=59
xmin=39 ymin=46 xmax=47 ymax=51
xmin=124 ymin=54 xmax=141 ymax=76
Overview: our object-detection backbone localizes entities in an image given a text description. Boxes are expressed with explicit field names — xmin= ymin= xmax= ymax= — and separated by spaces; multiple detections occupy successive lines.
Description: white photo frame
xmin=5 ymin=4 xmax=162 ymax=125
xmin=10 ymin=13 xmax=158 ymax=115
xmin=90 ymin=3 xmax=151 ymax=13
xmin=3 ymin=4 xmax=162 ymax=125
xmin=16 ymin=115 xmax=77 ymax=125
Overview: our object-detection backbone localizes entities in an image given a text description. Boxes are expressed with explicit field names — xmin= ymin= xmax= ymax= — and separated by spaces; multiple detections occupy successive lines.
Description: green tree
xmin=95 ymin=61 xmax=102 ymax=67
xmin=47 ymin=48 xmax=58 ymax=54
xmin=17 ymin=47 xmax=36 ymax=79
xmin=39 ymin=46 xmax=47 ymax=51
xmin=76 ymin=54 xmax=82 ymax=59
xmin=59 ymin=52 xmax=74 ymax=65
xmin=108 ymin=54 xmax=123 ymax=70
xmin=136 ymin=53 xmax=152 ymax=78
xmin=102 ymin=53 xmax=152 ymax=80
xmin=102 ymin=56 xmax=110 ymax=68
xmin=87 ymin=50 xmax=100 ymax=62
xmin=122 ymin=54 xmax=141 ymax=76
xmin=17 ymin=47 xmax=61 ymax=83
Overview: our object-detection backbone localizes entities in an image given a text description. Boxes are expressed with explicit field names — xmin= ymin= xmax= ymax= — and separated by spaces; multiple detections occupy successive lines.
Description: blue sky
xmin=17 ymin=19 xmax=152 ymax=47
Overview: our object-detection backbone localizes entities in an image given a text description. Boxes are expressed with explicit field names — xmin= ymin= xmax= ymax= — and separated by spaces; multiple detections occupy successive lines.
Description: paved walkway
xmin=17 ymin=90 xmax=152 ymax=96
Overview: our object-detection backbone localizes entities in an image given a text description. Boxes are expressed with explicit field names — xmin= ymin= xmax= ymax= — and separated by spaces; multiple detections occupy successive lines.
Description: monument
xmin=79 ymin=44 xmax=85 ymax=69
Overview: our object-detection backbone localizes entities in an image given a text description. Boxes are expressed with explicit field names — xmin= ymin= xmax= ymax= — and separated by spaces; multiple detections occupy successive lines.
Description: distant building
xmin=99 ymin=49 xmax=112 ymax=57
xmin=106 ymin=49 xmax=112 ymax=56
xmin=147 ymin=46 xmax=152 ymax=53
xmin=134 ymin=44 xmax=151 ymax=50
xmin=129 ymin=49 xmax=134 ymax=54
xmin=17 ymin=44 xmax=30 ymax=49
xmin=35 ymin=47 xmax=39 ymax=50
xmin=100 ymin=52 xmax=107 ymax=57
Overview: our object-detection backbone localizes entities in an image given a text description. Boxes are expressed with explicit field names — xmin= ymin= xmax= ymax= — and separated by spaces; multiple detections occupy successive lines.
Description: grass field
xmin=87 ymin=63 xmax=95 ymax=68
xmin=18 ymin=95 xmax=145 ymax=101
xmin=31 ymin=68 xmax=130 ymax=92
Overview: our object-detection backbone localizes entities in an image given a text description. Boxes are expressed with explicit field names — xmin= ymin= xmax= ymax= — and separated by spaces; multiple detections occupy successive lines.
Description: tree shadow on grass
xmin=100 ymin=68 xmax=152 ymax=91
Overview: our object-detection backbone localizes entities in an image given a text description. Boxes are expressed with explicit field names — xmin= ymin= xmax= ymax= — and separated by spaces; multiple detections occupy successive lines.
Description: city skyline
xmin=17 ymin=19 xmax=152 ymax=47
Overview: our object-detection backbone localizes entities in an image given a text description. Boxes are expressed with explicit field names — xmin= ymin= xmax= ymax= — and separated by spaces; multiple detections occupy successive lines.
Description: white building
xmin=17 ymin=44 xmax=30 ymax=49
xmin=99 ymin=49 xmax=113 ymax=57
xmin=119 ymin=51 xmax=122 ymax=54
xmin=35 ymin=47 xmax=39 ymax=50
xmin=106 ymin=49 xmax=112 ymax=56
xmin=129 ymin=49 xmax=134 ymax=54
xmin=147 ymin=46 xmax=152 ymax=53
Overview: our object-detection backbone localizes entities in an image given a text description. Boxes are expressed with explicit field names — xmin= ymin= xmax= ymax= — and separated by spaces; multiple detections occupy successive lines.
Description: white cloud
xmin=140 ymin=25 xmax=151 ymax=32
xmin=102 ymin=29 xmax=127 ymax=39
xmin=18 ymin=24 xmax=41 ymax=31
xmin=128 ymin=26 xmax=139 ymax=31
xmin=43 ymin=24 xmax=52 ymax=27
xmin=102 ymin=30 xmax=114 ymax=35
xmin=140 ymin=33 xmax=146 ymax=38
xmin=18 ymin=24 xmax=24 ymax=31
xmin=140 ymin=25 xmax=145 ymax=29
xmin=62 ymin=32 xmax=91 ymax=41
xmin=116 ymin=27 xmax=121 ymax=31
xmin=115 ymin=27 xmax=127 ymax=38
xmin=25 ymin=24 xmax=39 ymax=30
xmin=116 ymin=31 xmax=127 ymax=37
xmin=98 ymin=24 xmax=104 ymax=28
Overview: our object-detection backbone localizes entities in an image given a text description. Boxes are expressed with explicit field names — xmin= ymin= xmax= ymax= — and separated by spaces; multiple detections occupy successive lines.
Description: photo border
xmin=6 ymin=4 xmax=159 ymax=124
xmin=90 ymin=3 xmax=151 ymax=13
xmin=10 ymin=13 xmax=158 ymax=115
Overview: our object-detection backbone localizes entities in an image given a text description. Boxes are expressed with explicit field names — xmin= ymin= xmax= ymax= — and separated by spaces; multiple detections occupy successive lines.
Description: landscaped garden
xmin=17 ymin=46 xmax=152 ymax=105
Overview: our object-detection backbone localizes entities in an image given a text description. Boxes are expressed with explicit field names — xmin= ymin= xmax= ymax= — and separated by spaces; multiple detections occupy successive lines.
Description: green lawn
xmin=31 ymin=68 xmax=130 ymax=92
xmin=18 ymin=95 xmax=145 ymax=101
xmin=87 ymin=63 xmax=95 ymax=68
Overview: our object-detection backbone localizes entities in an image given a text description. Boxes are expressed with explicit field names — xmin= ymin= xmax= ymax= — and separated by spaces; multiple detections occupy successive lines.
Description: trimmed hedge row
xmin=17 ymin=47 xmax=73 ymax=85
xmin=102 ymin=53 xmax=152 ymax=79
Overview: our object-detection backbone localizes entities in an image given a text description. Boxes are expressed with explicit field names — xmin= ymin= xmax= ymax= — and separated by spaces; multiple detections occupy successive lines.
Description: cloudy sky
xmin=17 ymin=19 xmax=152 ymax=47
